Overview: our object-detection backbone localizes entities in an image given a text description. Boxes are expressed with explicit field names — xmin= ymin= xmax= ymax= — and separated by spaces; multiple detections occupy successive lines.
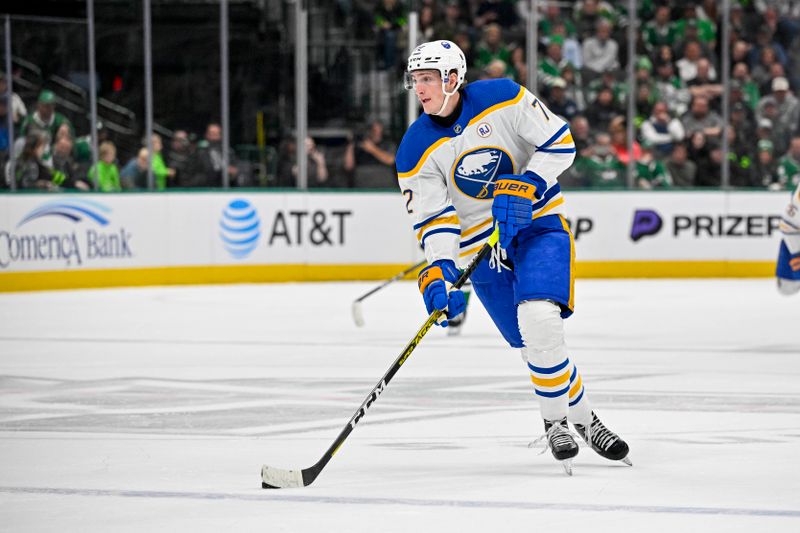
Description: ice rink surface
xmin=0 ymin=278 xmax=798 ymax=532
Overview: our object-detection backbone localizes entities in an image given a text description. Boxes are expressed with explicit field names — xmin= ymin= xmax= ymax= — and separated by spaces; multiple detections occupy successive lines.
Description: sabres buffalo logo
xmin=452 ymin=147 xmax=514 ymax=199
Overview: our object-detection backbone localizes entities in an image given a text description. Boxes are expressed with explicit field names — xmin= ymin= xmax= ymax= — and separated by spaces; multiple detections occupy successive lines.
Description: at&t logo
xmin=219 ymin=199 xmax=261 ymax=258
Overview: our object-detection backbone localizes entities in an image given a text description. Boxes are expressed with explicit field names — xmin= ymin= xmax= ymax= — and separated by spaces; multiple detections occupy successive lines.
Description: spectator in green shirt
xmin=145 ymin=133 xmax=175 ymax=190
xmin=20 ymin=90 xmax=74 ymax=143
xmin=635 ymin=141 xmax=672 ymax=189
xmin=643 ymin=4 xmax=676 ymax=55
xmin=731 ymin=62 xmax=761 ymax=110
xmin=777 ymin=136 xmax=800 ymax=190
xmin=539 ymin=1 xmax=576 ymax=39
xmin=88 ymin=141 xmax=121 ymax=192
xmin=672 ymin=10 xmax=717 ymax=52
xmin=475 ymin=24 xmax=513 ymax=77
xmin=574 ymin=132 xmax=626 ymax=189
xmin=754 ymin=139 xmax=781 ymax=189
xmin=587 ymin=69 xmax=626 ymax=107
xmin=538 ymin=35 xmax=574 ymax=88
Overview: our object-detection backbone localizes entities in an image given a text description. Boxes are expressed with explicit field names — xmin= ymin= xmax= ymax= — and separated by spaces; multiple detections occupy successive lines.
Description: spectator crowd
xmin=357 ymin=0 xmax=800 ymax=191
xmin=3 ymin=0 xmax=800 ymax=192
xmin=1 ymin=84 xmax=243 ymax=192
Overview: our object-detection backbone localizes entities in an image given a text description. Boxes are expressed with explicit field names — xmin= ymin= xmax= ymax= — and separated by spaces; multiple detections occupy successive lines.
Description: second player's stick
xmin=351 ymin=259 xmax=426 ymax=326
xmin=262 ymin=228 xmax=499 ymax=489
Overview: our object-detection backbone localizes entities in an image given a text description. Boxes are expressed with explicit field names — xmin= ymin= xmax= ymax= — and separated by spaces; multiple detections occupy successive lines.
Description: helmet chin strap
xmin=432 ymin=81 xmax=459 ymax=116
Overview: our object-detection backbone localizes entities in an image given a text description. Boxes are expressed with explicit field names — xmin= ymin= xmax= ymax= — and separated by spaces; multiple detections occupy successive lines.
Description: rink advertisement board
xmin=0 ymin=192 xmax=420 ymax=291
xmin=0 ymin=190 xmax=786 ymax=291
xmin=564 ymin=191 xmax=784 ymax=277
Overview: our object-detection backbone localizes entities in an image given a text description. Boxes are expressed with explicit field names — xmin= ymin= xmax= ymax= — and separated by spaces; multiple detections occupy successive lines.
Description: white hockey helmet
xmin=404 ymin=40 xmax=467 ymax=93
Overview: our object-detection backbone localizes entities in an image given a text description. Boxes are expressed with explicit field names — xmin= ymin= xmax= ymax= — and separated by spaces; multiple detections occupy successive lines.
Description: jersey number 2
xmin=402 ymin=189 xmax=413 ymax=213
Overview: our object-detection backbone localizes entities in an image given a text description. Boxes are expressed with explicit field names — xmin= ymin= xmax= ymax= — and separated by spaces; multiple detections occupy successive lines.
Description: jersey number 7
xmin=532 ymin=98 xmax=550 ymax=121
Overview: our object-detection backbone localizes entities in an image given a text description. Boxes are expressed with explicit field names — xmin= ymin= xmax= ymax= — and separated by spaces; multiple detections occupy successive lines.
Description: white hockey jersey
xmin=396 ymin=78 xmax=576 ymax=267
xmin=780 ymin=181 xmax=800 ymax=254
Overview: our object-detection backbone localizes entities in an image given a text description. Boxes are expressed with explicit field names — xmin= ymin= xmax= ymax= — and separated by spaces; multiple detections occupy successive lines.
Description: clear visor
xmin=404 ymin=71 xmax=443 ymax=90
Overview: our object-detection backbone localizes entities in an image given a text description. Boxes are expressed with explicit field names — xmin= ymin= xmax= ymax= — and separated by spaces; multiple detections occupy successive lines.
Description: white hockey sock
xmin=526 ymin=354 xmax=571 ymax=421
xmin=519 ymin=300 xmax=569 ymax=421
xmin=566 ymin=361 xmax=592 ymax=427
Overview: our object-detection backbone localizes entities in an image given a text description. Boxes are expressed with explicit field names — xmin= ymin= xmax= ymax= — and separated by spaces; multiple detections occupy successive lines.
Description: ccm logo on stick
xmin=349 ymin=380 xmax=386 ymax=428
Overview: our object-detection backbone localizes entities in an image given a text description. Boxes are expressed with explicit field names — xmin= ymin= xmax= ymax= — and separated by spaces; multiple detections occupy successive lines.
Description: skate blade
xmin=621 ymin=456 xmax=632 ymax=466
xmin=561 ymin=458 xmax=573 ymax=476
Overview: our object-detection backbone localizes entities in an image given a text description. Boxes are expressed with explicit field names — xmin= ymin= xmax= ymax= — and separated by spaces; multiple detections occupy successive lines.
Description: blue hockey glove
xmin=417 ymin=259 xmax=467 ymax=327
xmin=491 ymin=171 xmax=547 ymax=249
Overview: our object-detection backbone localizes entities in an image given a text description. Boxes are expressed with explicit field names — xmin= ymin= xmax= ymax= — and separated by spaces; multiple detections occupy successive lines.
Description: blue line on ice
xmin=1 ymin=486 xmax=798 ymax=518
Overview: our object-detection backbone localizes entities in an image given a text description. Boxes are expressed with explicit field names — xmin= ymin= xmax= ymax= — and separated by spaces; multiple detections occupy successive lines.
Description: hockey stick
xmin=262 ymin=227 xmax=499 ymax=489
xmin=351 ymin=259 xmax=427 ymax=327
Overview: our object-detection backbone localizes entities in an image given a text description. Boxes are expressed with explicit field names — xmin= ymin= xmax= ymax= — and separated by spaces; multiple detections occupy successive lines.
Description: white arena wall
xmin=0 ymin=190 xmax=785 ymax=291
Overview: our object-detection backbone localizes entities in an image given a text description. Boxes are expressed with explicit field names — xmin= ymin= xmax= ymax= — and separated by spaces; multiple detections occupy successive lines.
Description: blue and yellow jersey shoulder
xmin=463 ymin=78 xmax=524 ymax=123
xmin=396 ymin=119 xmax=453 ymax=178
xmin=397 ymin=79 xmax=524 ymax=178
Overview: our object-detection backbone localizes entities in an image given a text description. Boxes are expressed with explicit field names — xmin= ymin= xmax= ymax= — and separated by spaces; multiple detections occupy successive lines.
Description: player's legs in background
xmin=776 ymin=239 xmax=800 ymax=295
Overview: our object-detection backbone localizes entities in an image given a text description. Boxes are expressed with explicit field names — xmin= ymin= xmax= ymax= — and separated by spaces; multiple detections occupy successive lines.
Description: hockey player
xmin=777 ymin=181 xmax=800 ymax=295
xmin=398 ymin=40 xmax=630 ymax=474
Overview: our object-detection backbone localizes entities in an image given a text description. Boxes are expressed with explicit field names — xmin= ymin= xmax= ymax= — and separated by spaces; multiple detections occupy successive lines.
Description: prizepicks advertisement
xmin=564 ymin=191 xmax=786 ymax=261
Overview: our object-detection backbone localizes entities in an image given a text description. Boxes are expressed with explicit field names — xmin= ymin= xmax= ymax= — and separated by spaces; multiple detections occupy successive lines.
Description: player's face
xmin=409 ymin=70 xmax=460 ymax=115
xmin=408 ymin=70 xmax=444 ymax=114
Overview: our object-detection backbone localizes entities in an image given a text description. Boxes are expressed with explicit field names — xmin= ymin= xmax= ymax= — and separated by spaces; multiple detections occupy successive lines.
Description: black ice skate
xmin=573 ymin=412 xmax=632 ymax=466
xmin=530 ymin=417 xmax=579 ymax=475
